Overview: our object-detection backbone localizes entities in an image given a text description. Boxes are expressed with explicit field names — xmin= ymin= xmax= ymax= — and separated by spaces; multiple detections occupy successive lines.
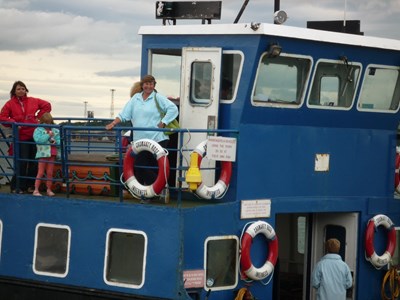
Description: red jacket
xmin=0 ymin=95 xmax=52 ymax=141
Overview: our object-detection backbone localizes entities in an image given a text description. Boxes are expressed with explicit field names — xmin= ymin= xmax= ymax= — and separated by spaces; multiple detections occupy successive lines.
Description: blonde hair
xmin=326 ymin=238 xmax=340 ymax=254
xmin=39 ymin=112 xmax=54 ymax=124
xmin=130 ymin=81 xmax=142 ymax=97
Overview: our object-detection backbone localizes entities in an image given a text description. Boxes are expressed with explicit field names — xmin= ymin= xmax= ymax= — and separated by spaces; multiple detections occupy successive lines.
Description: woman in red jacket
xmin=0 ymin=81 xmax=52 ymax=193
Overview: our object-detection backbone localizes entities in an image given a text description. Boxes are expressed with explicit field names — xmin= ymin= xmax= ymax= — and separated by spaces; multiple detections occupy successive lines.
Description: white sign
xmin=183 ymin=269 xmax=205 ymax=289
xmin=206 ymin=136 xmax=237 ymax=162
xmin=241 ymin=199 xmax=271 ymax=219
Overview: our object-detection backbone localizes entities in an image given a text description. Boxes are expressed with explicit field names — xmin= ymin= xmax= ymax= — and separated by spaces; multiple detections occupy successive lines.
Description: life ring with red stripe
xmin=123 ymin=139 xmax=169 ymax=198
xmin=192 ymin=140 xmax=232 ymax=199
xmin=365 ymin=214 xmax=396 ymax=269
xmin=240 ymin=221 xmax=279 ymax=281
xmin=395 ymin=149 xmax=400 ymax=192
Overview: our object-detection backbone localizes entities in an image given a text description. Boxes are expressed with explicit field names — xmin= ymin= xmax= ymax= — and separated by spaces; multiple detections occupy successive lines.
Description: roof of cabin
xmin=139 ymin=22 xmax=400 ymax=51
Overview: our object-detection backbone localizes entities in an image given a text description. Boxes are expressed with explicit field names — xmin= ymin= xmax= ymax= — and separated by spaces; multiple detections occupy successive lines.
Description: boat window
xmin=33 ymin=223 xmax=71 ymax=278
xmin=297 ymin=216 xmax=306 ymax=254
xmin=308 ymin=59 xmax=361 ymax=109
xmin=358 ymin=65 xmax=400 ymax=112
xmin=104 ymin=229 xmax=147 ymax=289
xmin=204 ymin=236 xmax=238 ymax=291
xmin=252 ymin=54 xmax=312 ymax=108
xmin=220 ymin=51 xmax=243 ymax=103
xmin=150 ymin=51 xmax=181 ymax=101
xmin=190 ymin=62 xmax=213 ymax=105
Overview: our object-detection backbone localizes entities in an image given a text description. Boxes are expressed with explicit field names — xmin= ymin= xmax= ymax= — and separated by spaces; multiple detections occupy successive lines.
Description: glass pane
xmin=34 ymin=225 xmax=70 ymax=276
xmin=297 ymin=216 xmax=306 ymax=254
xmin=205 ymin=238 xmax=238 ymax=289
xmin=359 ymin=67 xmax=400 ymax=111
xmin=253 ymin=55 xmax=311 ymax=105
xmin=151 ymin=52 xmax=181 ymax=100
xmin=221 ymin=53 xmax=242 ymax=101
xmin=308 ymin=60 xmax=361 ymax=108
xmin=191 ymin=62 xmax=212 ymax=104
xmin=105 ymin=231 xmax=146 ymax=286
xmin=320 ymin=77 xmax=339 ymax=106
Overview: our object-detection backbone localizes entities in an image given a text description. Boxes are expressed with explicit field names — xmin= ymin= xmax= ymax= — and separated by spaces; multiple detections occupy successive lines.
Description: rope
xmin=381 ymin=266 xmax=400 ymax=300
xmin=234 ymin=288 xmax=247 ymax=300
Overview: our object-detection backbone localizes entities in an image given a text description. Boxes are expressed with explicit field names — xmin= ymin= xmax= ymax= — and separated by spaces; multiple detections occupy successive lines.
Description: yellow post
xmin=185 ymin=152 xmax=202 ymax=190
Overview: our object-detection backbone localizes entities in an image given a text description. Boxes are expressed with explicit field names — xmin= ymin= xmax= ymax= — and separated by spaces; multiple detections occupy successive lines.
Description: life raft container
xmin=240 ymin=221 xmax=279 ymax=281
xmin=192 ymin=140 xmax=232 ymax=199
xmin=123 ymin=139 xmax=169 ymax=198
xmin=365 ymin=214 xmax=396 ymax=269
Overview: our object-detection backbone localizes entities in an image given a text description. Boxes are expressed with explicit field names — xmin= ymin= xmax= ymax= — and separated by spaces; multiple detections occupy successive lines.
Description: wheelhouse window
xmin=252 ymin=54 xmax=312 ymax=107
xmin=358 ymin=65 xmax=400 ymax=112
xmin=33 ymin=223 xmax=71 ymax=278
xmin=308 ymin=59 xmax=361 ymax=109
xmin=220 ymin=51 xmax=243 ymax=102
xmin=204 ymin=236 xmax=238 ymax=291
xmin=104 ymin=229 xmax=147 ymax=289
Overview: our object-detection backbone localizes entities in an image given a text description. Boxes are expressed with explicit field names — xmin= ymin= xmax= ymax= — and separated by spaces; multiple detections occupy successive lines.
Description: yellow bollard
xmin=185 ymin=152 xmax=202 ymax=190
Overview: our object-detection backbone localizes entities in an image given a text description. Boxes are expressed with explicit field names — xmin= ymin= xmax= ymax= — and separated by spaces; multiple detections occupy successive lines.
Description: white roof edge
xmin=138 ymin=23 xmax=400 ymax=51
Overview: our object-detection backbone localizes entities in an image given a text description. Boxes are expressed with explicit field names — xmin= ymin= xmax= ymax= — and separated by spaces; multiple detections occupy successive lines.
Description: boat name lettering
xmin=136 ymin=140 xmax=161 ymax=155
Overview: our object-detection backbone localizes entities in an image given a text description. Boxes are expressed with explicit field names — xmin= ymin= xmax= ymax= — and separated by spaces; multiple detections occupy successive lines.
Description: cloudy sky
xmin=0 ymin=0 xmax=399 ymax=119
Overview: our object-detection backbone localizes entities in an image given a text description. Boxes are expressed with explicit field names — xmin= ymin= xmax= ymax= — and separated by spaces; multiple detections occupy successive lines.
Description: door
xmin=179 ymin=47 xmax=222 ymax=186
xmin=310 ymin=213 xmax=357 ymax=300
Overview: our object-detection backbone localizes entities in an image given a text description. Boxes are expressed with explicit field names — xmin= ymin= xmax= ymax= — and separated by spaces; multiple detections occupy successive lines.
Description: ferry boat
xmin=0 ymin=1 xmax=400 ymax=299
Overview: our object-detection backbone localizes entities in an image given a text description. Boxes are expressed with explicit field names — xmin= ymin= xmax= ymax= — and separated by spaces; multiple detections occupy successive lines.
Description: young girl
xmin=32 ymin=113 xmax=60 ymax=196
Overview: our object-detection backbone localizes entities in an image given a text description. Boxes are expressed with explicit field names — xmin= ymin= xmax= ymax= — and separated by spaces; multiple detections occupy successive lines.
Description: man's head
xmin=326 ymin=238 xmax=340 ymax=254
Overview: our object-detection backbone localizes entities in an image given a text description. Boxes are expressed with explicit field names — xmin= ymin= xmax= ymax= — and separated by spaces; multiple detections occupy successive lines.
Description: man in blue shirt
xmin=312 ymin=238 xmax=353 ymax=300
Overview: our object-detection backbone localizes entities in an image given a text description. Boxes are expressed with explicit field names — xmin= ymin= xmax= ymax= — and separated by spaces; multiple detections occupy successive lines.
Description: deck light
xmin=267 ymin=43 xmax=282 ymax=57
xmin=274 ymin=10 xmax=288 ymax=25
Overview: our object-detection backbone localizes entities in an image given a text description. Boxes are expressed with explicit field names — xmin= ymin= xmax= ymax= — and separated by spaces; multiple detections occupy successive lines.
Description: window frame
xmin=33 ymin=223 xmax=71 ymax=278
xmin=103 ymin=228 xmax=148 ymax=289
xmin=306 ymin=58 xmax=362 ymax=111
xmin=251 ymin=53 xmax=313 ymax=109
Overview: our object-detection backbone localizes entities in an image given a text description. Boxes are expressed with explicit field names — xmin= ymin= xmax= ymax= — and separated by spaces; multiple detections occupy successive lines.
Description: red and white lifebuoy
xmin=395 ymin=148 xmax=400 ymax=192
xmin=192 ymin=140 xmax=232 ymax=199
xmin=365 ymin=214 xmax=396 ymax=269
xmin=123 ymin=139 xmax=169 ymax=198
xmin=240 ymin=221 xmax=279 ymax=281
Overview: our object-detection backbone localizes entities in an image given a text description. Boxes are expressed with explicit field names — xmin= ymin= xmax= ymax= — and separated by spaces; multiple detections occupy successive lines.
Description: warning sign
xmin=183 ymin=269 xmax=205 ymax=289
xmin=206 ymin=136 xmax=237 ymax=162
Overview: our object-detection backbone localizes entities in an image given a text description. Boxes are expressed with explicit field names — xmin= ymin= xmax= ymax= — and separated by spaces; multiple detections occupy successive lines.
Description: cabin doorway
xmin=274 ymin=212 xmax=357 ymax=300
xmin=179 ymin=47 xmax=222 ymax=186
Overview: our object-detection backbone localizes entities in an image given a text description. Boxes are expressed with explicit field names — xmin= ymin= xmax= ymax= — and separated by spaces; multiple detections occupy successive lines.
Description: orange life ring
xmin=192 ymin=140 xmax=232 ymax=199
xmin=240 ymin=221 xmax=279 ymax=281
xmin=123 ymin=139 xmax=169 ymax=198
xmin=365 ymin=214 xmax=396 ymax=269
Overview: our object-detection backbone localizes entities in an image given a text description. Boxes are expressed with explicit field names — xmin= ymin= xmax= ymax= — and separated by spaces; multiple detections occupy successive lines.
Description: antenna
xmin=110 ymin=89 xmax=115 ymax=119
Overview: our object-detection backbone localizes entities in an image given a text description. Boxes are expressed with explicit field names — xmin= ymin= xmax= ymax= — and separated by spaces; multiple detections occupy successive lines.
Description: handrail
xmin=0 ymin=119 xmax=239 ymax=204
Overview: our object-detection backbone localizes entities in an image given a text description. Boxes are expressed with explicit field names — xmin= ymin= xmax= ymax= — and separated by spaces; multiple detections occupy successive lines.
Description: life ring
xmin=395 ymin=149 xmax=400 ymax=192
xmin=192 ymin=140 xmax=232 ymax=199
xmin=240 ymin=221 xmax=279 ymax=281
xmin=123 ymin=139 xmax=169 ymax=198
xmin=365 ymin=214 xmax=396 ymax=269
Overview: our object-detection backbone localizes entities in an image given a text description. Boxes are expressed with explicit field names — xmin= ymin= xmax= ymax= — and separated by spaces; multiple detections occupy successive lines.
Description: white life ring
xmin=192 ymin=140 xmax=232 ymax=199
xmin=240 ymin=221 xmax=279 ymax=281
xmin=123 ymin=139 xmax=169 ymax=198
xmin=365 ymin=214 xmax=396 ymax=269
